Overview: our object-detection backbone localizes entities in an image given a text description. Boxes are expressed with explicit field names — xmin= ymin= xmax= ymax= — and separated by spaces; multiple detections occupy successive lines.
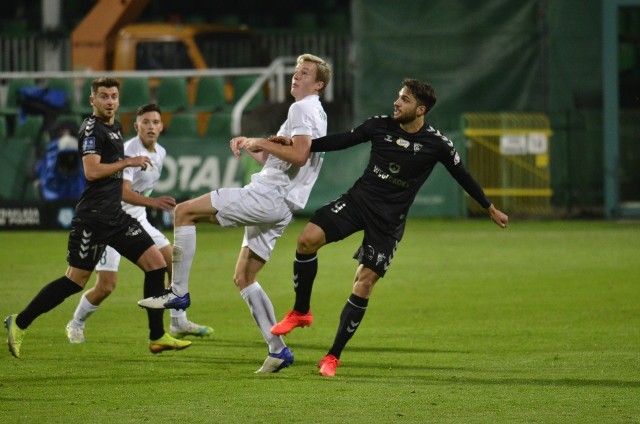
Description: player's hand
xmin=152 ymin=196 xmax=176 ymax=212
xmin=487 ymin=204 xmax=508 ymax=228
xmin=128 ymin=155 xmax=152 ymax=170
xmin=229 ymin=136 xmax=248 ymax=158
xmin=268 ymin=135 xmax=293 ymax=146
xmin=243 ymin=138 xmax=264 ymax=152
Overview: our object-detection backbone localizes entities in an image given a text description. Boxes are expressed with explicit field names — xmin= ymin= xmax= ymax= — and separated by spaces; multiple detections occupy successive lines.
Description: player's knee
xmin=353 ymin=268 xmax=379 ymax=297
xmin=353 ymin=279 xmax=376 ymax=298
xmin=94 ymin=274 xmax=117 ymax=297
xmin=95 ymin=282 xmax=116 ymax=297
xmin=174 ymin=202 xmax=190 ymax=226
xmin=232 ymin=273 xmax=250 ymax=290
xmin=297 ymin=231 xmax=322 ymax=254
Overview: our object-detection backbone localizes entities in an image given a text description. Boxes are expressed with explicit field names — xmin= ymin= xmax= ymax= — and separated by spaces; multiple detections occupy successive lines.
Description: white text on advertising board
xmin=155 ymin=156 xmax=241 ymax=193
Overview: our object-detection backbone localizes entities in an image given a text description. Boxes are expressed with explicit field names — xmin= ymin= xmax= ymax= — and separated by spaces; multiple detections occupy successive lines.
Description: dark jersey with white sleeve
xmin=75 ymin=116 xmax=126 ymax=217
xmin=310 ymin=115 xmax=490 ymax=227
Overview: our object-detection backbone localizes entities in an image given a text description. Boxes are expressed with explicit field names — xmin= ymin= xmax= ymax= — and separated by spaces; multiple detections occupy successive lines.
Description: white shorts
xmin=95 ymin=217 xmax=171 ymax=272
xmin=211 ymin=184 xmax=293 ymax=261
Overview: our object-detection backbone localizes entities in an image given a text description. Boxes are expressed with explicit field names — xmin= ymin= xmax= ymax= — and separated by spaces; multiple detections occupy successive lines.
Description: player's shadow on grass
xmin=345 ymin=372 xmax=640 ymax=389
xmin=288 ymin=341 xmax=470 ymax=355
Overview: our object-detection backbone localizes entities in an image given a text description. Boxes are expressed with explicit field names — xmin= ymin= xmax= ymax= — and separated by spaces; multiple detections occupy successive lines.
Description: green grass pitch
xmin=1 ymin=219 xmax=639 ymax=423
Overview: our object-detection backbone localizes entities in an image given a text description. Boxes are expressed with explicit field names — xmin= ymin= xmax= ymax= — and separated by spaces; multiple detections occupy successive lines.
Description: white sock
xmin=240 ymin=282 xmax=286 ymax=354
xmin=170 ymin=309 xmax=188 ymax=328
xmin=172 ymin=225 xmax=196 ymax=297
xmin=71 ymin=293 xmax=99 ymax=328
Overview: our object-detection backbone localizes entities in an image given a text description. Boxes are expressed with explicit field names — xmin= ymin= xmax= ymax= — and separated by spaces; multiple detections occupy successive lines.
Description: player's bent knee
xmin=95 ymin=272 xmax=118 ymax=295
xmin=174 ymin=202 xmax=190 ymax=225
xmin=94 ymin=283 xmax=115 ymax=297
xmin=137 ymin=246 xmax=167 ymax=271
xmin=297 ymin=232 xmax=323 ymax=254
xmin=232 ymin=274 xmax=247 ymax=290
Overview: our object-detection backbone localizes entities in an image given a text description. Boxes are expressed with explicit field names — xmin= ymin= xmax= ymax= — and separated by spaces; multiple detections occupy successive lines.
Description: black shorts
xmin=67 ymin=212 xmax=155 ymax=271
xmin=310 ymin=193 xmax=404 ymax=277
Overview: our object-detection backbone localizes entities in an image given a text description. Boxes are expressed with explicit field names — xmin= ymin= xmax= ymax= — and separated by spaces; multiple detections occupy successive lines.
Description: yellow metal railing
xmin=462 ymin=113 xmax=554 ymax=216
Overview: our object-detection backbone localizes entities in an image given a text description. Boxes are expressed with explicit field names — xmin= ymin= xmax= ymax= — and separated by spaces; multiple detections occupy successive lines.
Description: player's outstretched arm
xmin=487 ymin=204 xmax=508 ymax=228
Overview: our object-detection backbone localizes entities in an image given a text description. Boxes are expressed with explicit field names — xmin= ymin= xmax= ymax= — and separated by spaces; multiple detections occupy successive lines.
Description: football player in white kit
xmin=66 ymin=103 xmax=213 ymax=344
xmin=138 ymin=54 xmax=332 ymax=373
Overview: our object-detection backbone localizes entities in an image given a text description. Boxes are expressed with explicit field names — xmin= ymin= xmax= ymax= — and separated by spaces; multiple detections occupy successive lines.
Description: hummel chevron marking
xmin=346 ymin=320 xmax=360 ymax=333
xmin=79 ymin=252 xmax=88 ymax=259
xmin=293 ymin=273 xmax=299 ymax=289
xmin=83 ymin=230 xmax=92 ymax=237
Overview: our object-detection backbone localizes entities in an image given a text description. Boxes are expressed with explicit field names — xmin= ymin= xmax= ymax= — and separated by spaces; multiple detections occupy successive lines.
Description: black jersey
xmin=311 ymin=115 xmax=490 ymax=226
xmin=75 ymin=116 xmax=126 ymax=217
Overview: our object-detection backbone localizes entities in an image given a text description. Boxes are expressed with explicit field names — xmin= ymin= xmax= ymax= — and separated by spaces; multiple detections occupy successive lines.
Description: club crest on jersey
xmin=396 ymin=138 xmax=410 ymax=148
xmin=413 ymin=142 xmax=423 ymax=153
xmin=364 ymin=245 xmax=375 ymax=261
xmin=82 ymin=137 xmax=96 ymax=152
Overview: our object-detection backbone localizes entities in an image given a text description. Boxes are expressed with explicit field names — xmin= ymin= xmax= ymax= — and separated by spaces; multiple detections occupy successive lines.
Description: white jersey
xmin=121 ymin=136 xmax=166 ymax=220
xmin=251 ymin=94 xmax=327 ymax=211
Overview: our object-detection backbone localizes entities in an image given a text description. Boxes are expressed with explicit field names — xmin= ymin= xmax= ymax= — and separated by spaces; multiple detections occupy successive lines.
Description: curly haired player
xmin=270 ymin=79 xmax=508 ymax=376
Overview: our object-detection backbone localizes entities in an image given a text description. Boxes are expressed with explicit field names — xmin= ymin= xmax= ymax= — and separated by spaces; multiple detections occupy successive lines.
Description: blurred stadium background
xmin=1 ymin=0 xmax=639 ymax=230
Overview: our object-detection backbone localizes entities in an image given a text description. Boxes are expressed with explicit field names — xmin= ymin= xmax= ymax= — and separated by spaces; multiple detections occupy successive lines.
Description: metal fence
xmin=462 ymin=113 xmax=554 ymax=217
xmin=0 ymin=31 xmax=352 ymax=100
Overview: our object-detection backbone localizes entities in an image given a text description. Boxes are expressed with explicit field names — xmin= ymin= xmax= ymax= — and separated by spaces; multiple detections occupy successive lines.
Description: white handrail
xmin=231 ymin=57 xmax=296 ymax=136
xmin=0 ymin=56 xmax=335 ymax=137
xmin=231 ymin=56 xmax=334 ymax=136
xmin=0 ymin=68 xmax=270 ymax=79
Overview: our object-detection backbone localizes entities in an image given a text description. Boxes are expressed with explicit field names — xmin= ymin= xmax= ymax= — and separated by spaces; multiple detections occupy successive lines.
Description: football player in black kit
xmin=270 ymin=79 xmax=509 ymax=376
xmin=5 ymin=77 xmax=191 ymax=358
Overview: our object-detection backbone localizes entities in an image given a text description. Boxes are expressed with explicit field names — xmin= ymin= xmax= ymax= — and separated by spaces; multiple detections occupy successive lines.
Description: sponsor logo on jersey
xmin=373 ymin=165 xmax=409 ymax=188
xmin=376 ymin=252 xmax=387 ymax=266
xmin=413 ymin=142 xmax=423 ymax=153
xmin=384 ymin=135 xmax=394 ymax=143
xmin=108 ymin=132 xmax=121 ymax=140
xmin=82 ymin=137 xmax=96 ymax=153
xmin=389 ymin=162 xmax=401 ymax=174
xmin=125 ymin=225 xmax=143 ymax=237
xmin=396 ymin=138 xmax=410 ymax=148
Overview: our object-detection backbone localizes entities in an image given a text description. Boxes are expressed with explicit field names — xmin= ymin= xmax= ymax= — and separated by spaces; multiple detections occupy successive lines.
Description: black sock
xmin=293 ymin=251 xmax=317 ymax=313
xmin=144 ymin=268 xmax=166 ymax=340
xmin=327 ymin=294 xmax=369 ymax=359
xmin=16 ymin=276 xmax=82 ymax=329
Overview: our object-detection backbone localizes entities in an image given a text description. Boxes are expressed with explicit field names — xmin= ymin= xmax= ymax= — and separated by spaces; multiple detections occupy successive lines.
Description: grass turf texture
xmin=0 ymin=219 xmax=638 ymax=423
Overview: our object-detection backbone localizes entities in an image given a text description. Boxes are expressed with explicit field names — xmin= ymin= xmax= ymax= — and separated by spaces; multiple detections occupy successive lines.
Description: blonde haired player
xmin=139 ymin=54 xmax=331 ymax=373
